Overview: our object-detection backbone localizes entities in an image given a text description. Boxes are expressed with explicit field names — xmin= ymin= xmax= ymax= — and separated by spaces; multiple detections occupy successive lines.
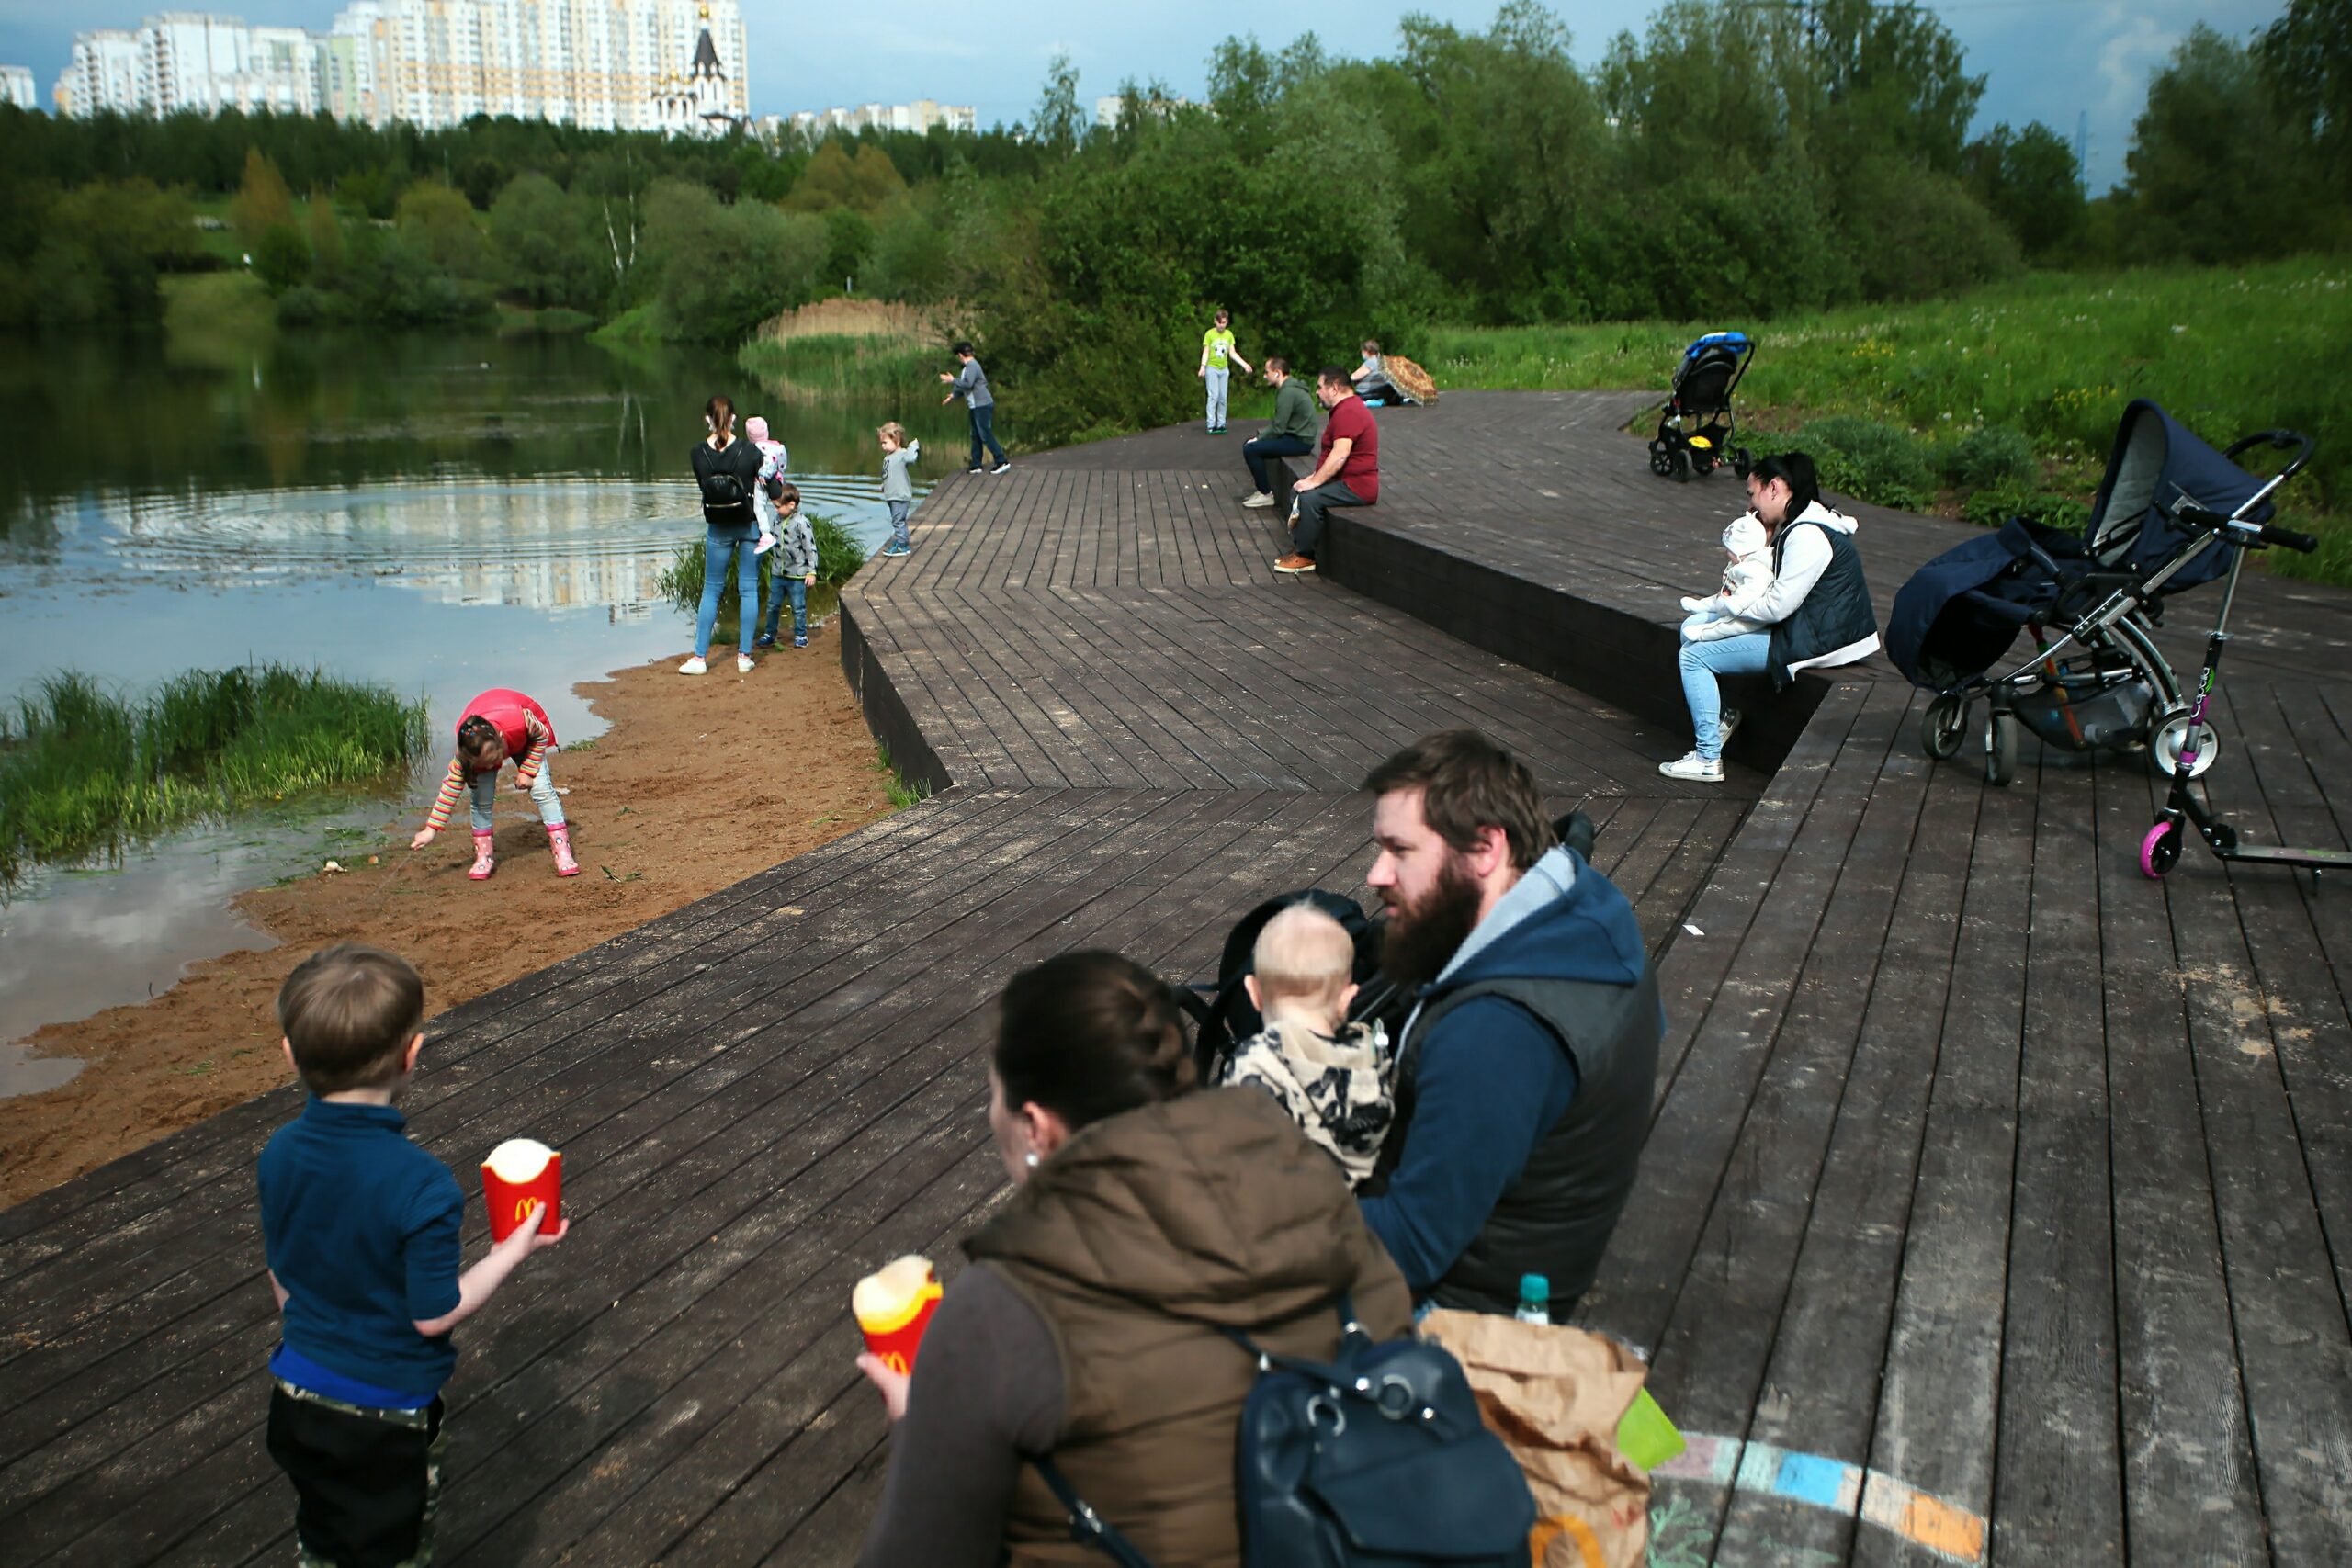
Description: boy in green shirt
xmin=1198 ymin=308 xmax=1253 ymax=434
xmin=1240 ymin=356 xmax=1318 ymax=508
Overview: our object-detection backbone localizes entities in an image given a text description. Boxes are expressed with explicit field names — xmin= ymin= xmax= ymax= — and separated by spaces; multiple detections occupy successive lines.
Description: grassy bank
xmin=1 ymin=666 xmax=429 ymax=888
xmin=738 ymin=300 xmax=944 ymax=404
xmin=1427 ymin=259 xmax=2352 ymax=585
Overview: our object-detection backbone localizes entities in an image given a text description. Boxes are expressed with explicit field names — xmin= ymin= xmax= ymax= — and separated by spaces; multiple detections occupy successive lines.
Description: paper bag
xmin=1419 ymin=1310 xmax=1650 ymax=1568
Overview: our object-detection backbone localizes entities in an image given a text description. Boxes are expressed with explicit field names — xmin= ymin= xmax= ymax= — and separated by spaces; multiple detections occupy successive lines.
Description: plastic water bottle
xmin=1515 ymin=1274 xmax=1551 ymax=1325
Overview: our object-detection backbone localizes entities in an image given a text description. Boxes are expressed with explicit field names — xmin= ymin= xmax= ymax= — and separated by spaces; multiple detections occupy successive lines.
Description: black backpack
xmin=699 ymin=460 xmax=752 ymax=525
xmin=1181 ymin=812 xmax=1597 ymax=1084
xmin=1034 ymin=1297 xmax=1537 ymax=1568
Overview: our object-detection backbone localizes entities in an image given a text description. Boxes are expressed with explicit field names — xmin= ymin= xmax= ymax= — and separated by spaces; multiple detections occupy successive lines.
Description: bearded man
xmin=1355 ymin=731 xmax=1664 ymax=1317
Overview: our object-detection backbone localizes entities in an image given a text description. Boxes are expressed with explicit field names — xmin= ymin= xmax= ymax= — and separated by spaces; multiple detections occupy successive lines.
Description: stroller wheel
xmin=1731 ymin=447 xmax=1754 ymax=479
xmin=2152 ymin=714 xmax=2221 ymax=779
xmin=1649 ymin=441 xmax=1675 ymax=478
xmin=1671 ymin=448 xmax=1692 ymax=483
xmin=1984 ymin=711 xmax=2018 ymax=786
xmin=1921 ymin=694 xmax=1968 ymax=761
xmin=2140 ymin=819 xmax=2184 ymax=879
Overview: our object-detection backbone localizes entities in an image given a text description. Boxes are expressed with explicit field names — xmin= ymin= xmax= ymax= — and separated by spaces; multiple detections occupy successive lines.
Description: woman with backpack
xmin=683 ymin=394 xmax=767 ymax=676
xmin=855 ymin=950 xmax=1414 ymax=1567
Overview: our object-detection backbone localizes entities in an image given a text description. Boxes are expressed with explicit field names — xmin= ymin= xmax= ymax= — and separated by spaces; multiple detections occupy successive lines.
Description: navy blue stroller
xmin=1886 ymin=400 xmax=2278 ymax=785
xmin=1649 ymin=332 xmax=1754 ymax=482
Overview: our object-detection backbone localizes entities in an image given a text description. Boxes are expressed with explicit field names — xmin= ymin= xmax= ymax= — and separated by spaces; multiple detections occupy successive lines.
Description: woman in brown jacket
xmin=857 ymin=950 xmax=1412 ymax=1567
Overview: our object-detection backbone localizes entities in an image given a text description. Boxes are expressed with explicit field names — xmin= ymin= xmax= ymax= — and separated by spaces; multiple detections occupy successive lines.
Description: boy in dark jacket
xmin=258 ymin=944 xmax=566 ymax=1565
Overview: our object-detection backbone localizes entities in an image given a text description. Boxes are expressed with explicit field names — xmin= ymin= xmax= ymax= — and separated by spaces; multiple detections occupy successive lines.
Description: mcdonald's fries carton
xmin=854 ymin=1256 xmax=943 ymax=1375
xmin=481 ymin=1138 xmax=562 ymax=1243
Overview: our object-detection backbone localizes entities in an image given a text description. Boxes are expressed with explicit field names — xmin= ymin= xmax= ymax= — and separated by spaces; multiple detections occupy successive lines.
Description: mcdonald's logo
xmin=879 ymin=1350 xmax=910 ymax=1376
xmin=514 ymin=1197 xmax=541 ymax=1225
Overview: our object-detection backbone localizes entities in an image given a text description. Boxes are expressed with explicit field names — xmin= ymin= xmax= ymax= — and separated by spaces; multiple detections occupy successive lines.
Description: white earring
xmin=1023 ymin=1152 xmax=1040 ymax=1168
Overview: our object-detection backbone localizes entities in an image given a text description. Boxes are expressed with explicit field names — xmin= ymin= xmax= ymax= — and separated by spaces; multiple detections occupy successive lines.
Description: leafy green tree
xmin=2120 ymin=26 xmax=2321 ymax=261
xmin=394 ymin=180 xmax=487 ymax=276
xmin=305 ymin=187 xmax=345 ymax=285
xmin=824 ymin=207 xmax=876 ymax=290
xmin=458 ymin=153 xmax=506 ymax=210
xmin=489 ymin=171 xmax=606 ymax=310
xmin=2260 ymin=0 xmax=2352 ymax=200
xmin=253 ymin=222 xmax=311 ymax=293
xmin=786 ymin=139 xmax=909 ymax=212
xmin=1030 ymin=51 xmax=1086 ymax=160
xmin=639 ymin=180 xmax=828 ymax=340
xmin=231 ymin=147 xmax=294 ymax=244
xmin=1963 ymin=121 xmax=2084 ymax=259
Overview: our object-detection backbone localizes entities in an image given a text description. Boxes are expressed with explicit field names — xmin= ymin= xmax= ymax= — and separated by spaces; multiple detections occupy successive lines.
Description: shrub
xmin=252 ymin=222 xmax=310 ymax=294
xmin=1962 ymin=483 xmax=2091 ymax=532
xmin=1796 ymin=416 xmax=1939 ymax=510
xmin=1943 ymin=423 xmax=2037 ymax=490
xmin=655 ymin=513 xmax=872 ymax=619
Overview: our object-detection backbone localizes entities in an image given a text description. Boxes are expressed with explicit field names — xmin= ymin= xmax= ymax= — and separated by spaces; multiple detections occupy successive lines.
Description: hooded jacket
xmin=1750 ymin=500 xmax=1880 ymax=686
xmin=1360 ymin=847 xmax=1663 ymax=1314
xmin=969 ymin=1088 xmax=1412 ymax=1565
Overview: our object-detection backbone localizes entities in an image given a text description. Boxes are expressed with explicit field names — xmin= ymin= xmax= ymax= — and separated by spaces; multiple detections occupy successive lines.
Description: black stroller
xmin=1648 ymin=332 xmax=1754 ymax=482
xmin=1886 ymin=400 xmax=2279 ymax=786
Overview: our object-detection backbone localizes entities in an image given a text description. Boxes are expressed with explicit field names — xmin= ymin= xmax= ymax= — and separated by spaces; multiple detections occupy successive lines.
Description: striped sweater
xmin=424 ymin=709 xmax=552 ymax=832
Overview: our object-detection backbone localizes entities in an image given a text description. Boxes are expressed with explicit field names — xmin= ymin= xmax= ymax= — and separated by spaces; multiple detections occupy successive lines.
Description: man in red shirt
xmin=1275 ymin=366 xmax=1380 ymax=575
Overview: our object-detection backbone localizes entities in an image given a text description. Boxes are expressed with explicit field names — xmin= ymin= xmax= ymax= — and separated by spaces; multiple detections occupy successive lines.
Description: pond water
xmin=0 ymin=325 xmax=965 ymax=1090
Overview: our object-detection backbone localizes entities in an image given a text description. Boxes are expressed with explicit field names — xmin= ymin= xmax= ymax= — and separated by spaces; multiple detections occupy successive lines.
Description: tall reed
xmin=0 ymin=666 xmax=429 ymax=887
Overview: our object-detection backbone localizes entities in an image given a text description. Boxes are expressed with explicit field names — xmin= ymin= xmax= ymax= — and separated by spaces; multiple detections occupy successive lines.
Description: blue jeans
xmin=469 ymin=760 xmax=563 ymax=832
xmin=1243 ymin=434 xmax=1311 ymax=493
xmin=762 ymin=574 xmax=808 ymax=643
xmin=1678 ymin=631 xmax=1773 ymax=760
xmin=967 ymin=404 xmax=1007 ymax=468
xmin=886 ymin=499 xmax=911 ymax=551
xmin=695 ymin=527 xmax=759 ymax=657
xmin=1204 ymin=367 xmax=1229 ymax=426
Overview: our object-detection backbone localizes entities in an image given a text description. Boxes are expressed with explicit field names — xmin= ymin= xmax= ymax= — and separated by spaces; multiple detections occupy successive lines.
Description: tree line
xmin=0 ymin=0 xmax=2342 ymax=441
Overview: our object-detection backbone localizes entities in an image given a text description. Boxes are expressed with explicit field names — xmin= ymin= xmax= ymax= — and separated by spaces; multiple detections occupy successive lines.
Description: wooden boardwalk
xmin=4 ymin=392 xmax=2347 ymax=1566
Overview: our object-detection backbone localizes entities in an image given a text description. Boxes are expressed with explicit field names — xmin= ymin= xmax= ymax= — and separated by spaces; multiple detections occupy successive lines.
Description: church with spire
xmin=653 ymin=2 xmax=742 ymax=137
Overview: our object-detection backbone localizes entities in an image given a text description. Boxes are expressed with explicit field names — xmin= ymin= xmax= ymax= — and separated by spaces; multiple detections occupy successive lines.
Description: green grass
xmin=738 ymin=333 xmax=942 ymax=403
xmin=875 ymin=743 xmax=932 ymax=809
xmin=1 ymin=665 xmax=430 ymax=888
xmin=497 ymin=303 xmax=596 ymax=333
xmin=589 ymin=301 xmax=663 ymax=345
xmin=1427 ymin=258 xmax=2352 ymax=585
xmin=162 ymin=271 xmax=277 ymax=348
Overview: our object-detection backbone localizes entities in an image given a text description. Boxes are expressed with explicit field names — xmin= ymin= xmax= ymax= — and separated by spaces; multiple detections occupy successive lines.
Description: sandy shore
xmin=0 ymin=638 xmax=895 ymax=1207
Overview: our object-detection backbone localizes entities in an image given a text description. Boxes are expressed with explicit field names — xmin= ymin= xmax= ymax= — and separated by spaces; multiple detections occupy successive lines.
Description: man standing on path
xmin=1355 ymin=730 xmax=1663 ymax=1317
xmin=1239 ymin=357 xmax=1317 ymax=511
xmin=939 ymin=344 xmax=1012 ymax=475
xmin=1274 ymin=367 xmax=1378 ymax=576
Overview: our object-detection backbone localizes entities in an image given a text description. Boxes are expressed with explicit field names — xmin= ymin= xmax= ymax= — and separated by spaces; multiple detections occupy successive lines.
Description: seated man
xmin=1239 ymin=356 xmax=1317 ymax=510
xmin=1274 ymin=367 xmax=1378 ymax=577
xmin=1355 ymin=730 xmax=1664 ymax=1317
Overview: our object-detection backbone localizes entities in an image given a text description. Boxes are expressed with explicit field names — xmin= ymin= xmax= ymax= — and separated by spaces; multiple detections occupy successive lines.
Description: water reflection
xmin=0 ymin=324 xmax=960 ymax=1067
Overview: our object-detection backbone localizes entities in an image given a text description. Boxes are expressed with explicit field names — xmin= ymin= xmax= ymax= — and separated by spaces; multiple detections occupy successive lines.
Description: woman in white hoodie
xmin=1660 ymin=452 xmax=1880 ymax=783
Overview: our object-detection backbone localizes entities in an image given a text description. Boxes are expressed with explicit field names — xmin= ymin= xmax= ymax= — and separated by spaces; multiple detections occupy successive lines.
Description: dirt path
xmin=0 ymin=642 xmax=895 ymax=1207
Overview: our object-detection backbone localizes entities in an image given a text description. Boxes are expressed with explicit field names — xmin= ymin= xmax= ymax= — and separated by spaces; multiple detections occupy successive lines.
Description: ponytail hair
xmin=1751 ymin=452 xmax=1822 ymax=531
xmin=994 ymin=951 xmax=1196 ymax=1131
xmin=705 ymin=394 xmax=735 ymax=439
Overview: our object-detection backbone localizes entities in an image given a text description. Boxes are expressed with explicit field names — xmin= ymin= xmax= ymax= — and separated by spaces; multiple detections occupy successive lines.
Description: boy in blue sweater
xmin=259 ymin=943 xmax=567 ymax=1566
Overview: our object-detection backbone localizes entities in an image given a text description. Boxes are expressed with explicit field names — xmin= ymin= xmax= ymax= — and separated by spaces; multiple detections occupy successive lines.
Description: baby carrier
xmin=1886 ymin=400 xmax=2279 ymax=785
xmin=1648 ymin=332 xmax=1753 ymax=482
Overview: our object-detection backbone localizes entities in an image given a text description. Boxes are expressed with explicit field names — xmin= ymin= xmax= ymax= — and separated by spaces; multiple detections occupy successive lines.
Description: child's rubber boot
xmin=469 ymin=831 xmax=497 ymax=881
xmin=548 ymin=823 xmax=582 ymax=877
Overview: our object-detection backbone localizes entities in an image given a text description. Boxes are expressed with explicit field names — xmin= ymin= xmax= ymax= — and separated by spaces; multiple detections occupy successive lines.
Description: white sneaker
xmin=1658 ymin=751 xmax=1724 ymax=782
xmin=736 ymin=653 xmax=755 ymax=674
xmin=1241 ymin=491 xmax=1275 ymax=509
xmin=678 ymin=656 xmax=707 ymax=675
xmin=1719 ymin=708 xmax=1742 ymax=744
xmin=990 ymin=461 xmax=1012 ymax=475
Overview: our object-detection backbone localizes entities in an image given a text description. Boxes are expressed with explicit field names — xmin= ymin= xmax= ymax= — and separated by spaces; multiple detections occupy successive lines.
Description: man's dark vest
xmin=1369 ymin=967 xmax=1663 ymax=1315
xmin=1765 ymin=517 xmax=1877 ymax=689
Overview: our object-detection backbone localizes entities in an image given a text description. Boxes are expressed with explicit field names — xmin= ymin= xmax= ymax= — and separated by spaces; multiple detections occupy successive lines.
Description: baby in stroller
xmin=1679 ymin=515 xmax=1773 ymax=642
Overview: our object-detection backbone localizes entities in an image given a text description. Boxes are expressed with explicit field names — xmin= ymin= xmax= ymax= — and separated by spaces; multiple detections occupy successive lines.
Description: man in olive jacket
xmin=1239 ymin=356 xmax=1318 ymax=509
xmin=1356 ymin=730 xmax=1665 ymax=1316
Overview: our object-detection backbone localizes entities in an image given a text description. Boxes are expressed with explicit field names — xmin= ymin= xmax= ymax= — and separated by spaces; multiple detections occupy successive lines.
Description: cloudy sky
xmin=0 ymin=0 xmax=2290 ymax=190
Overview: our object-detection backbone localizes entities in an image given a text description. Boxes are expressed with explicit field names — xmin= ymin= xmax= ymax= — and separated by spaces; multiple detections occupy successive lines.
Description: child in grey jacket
xmin=758 ymin=481 xmax=818 ymax=649
xmin=878 ymin=422 xmax=920 ymax=557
